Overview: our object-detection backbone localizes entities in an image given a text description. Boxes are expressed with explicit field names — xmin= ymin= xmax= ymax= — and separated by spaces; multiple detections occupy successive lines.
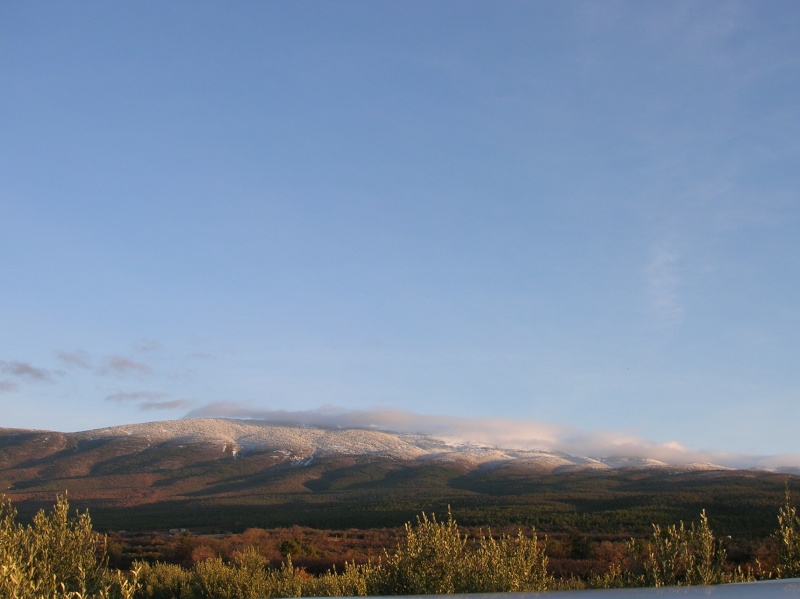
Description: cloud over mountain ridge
xmin=74 ymin=413 xmax=800 ymax=473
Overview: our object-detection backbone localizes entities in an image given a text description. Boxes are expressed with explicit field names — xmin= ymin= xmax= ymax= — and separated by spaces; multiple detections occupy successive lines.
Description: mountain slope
xmin=0 ymin=419 xmax=795 ymax=534
xmin=21 ymin=417 xmax=734 ymax=470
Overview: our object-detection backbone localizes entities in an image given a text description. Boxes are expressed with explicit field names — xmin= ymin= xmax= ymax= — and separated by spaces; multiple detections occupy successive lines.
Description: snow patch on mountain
xmin=74 ymin=418 xmax=731 ymax=472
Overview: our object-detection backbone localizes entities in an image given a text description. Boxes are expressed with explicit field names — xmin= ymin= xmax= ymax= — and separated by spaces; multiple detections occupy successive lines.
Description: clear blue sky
xmin=2 ymin=1 xmax=799 ymax=465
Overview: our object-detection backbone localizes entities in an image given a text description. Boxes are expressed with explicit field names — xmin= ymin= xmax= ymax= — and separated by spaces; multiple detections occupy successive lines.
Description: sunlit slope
xmin=0 ymin=419 xmax=795 ymax=533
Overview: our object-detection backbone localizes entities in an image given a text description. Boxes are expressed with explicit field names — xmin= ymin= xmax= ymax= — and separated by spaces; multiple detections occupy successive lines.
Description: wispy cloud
xmin=184 ymin=403 xmax=800 ymax=470
xmin=60 ymin=350 xmax=163 ymax=377
xmin=57 ymin=350 xmax=92 ymax=369
xmin=106 ymin=390 xmax=194 ymax=412
xmin=645 ymin=245 xmax=683 ymax=327
xmin=140 ymin=399 xmax=195 ymax=411
xmin=106 ymin=391 xmax=170 ymax=403
xmin=104 ymin=356 xmax=151 ymax=375
xmin=0 ymin=360 xmax=55 ymax=383
xmin=134 ymin=340 xmax=163 ymax=353
xmin=0 ymin=380 xmax=17 ymax=393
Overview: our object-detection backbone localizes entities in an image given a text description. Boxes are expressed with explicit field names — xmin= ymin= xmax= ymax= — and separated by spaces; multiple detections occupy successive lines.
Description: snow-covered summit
xmin=77 ymin=418 xmax=729 ymax=472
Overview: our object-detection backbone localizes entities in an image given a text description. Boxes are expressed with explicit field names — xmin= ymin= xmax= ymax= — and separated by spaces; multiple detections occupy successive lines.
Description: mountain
xmin=0 ymin=417 xmax=729 ymax=478
xmin=0 ymin=419 xmax=795 ymax=534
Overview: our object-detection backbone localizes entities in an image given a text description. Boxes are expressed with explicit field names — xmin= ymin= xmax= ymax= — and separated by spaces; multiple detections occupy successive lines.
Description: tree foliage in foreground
xmin=2 ymin=491 xmax=800 ymax=598
xmin=0 ymin=495 xmax=138 ymax=599
xmin=775 ymin=486 xmax=800 ymax=579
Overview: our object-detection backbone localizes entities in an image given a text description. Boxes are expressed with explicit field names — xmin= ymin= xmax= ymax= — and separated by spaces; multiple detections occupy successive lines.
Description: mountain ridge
xmin=2 ymin=417 xmax=740 ymax=472
xmin=2 ymin=418 xmax=798 ymax=534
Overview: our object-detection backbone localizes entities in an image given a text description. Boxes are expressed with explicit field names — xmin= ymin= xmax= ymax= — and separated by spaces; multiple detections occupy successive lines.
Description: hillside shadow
xmin=12 ymin=437 xmax=111 ymax=471
xmin=177 ymin=453 xmax=306 ymax=496
xmin=304 ymin=460 xmax=470 ymax=493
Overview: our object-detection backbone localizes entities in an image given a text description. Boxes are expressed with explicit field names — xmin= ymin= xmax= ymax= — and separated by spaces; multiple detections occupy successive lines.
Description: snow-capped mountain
xmin=70 ymin=418 xmax=729 ymax=472
xmin=2 ymin=418 xmax=795 ymax=533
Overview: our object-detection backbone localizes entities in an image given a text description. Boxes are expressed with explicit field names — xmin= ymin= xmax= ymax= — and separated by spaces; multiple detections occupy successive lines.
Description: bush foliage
xmin=0 ymin=494 xmax=138 ymax=599
xmin=2 ymin=491 xmax=800 ymax=598
xmin=775 ymin=487 xmax=800 ymax=578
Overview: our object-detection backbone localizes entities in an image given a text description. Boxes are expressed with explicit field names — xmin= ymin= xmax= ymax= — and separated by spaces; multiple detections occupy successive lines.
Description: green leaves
xmin=466 ymin=528 xmax=551 ymax=592
xmin=0 ymin=494 xmax=139 ymax=599
xmin=378 ymin=507 xmax=551 ymax=594
xmin=775 ymin=486 xmax=800 ymax=579
xmin=621 ymin=509 xmax=744 ymax=588
xmin=378 ymin=509 xmax=467 ymax=594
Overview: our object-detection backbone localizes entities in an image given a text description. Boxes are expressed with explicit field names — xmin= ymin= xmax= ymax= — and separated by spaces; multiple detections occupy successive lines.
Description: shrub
xmin=775 ymin=487 xmax=800 ymax=579
xmin=375 ymin=508 xmax=551 ymax=595
xmin=303 ymin=561 xmax=378 ymax=597
xmin=278 ymin=539 xmax=302 ymax=559
xmin=465 ymin=529 xmax=551 ymax=592
xmin=0 ymin=494 xmax=138 ymax=599
xmin=187 ymin=548 xmax=279 ymax=599
xmin=377 ymin=509 xmax=466 ymax=595
xmin=624 ymin=510 xmax=727 ymax=587
xmin=263 ymin=556 xmax=310 ymax=598
xmin=7 ymin=494 xmax=798 ymax=597
xmin=0 ymin=493 xmax=102 ymax=597
xmin=135 ymin=561 xmax=192 ymax=599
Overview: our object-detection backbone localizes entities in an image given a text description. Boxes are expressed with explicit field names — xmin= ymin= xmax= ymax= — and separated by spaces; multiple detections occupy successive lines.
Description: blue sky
xmin=2 ymin=1 xmax=799 ymax=466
